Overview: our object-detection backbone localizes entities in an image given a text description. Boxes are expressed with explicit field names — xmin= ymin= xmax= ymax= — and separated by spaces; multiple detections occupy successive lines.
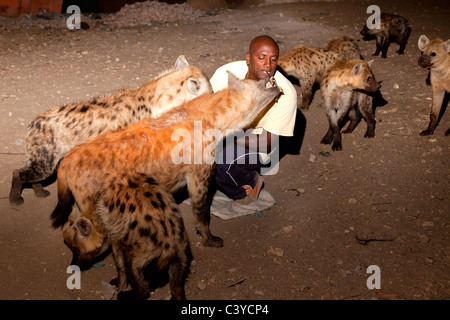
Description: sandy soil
xmin=0 ymin=0 xmax=448 ymax=301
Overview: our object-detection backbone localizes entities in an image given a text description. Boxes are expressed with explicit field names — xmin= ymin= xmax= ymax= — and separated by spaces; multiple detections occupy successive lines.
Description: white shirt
xmin=209 ymin=60 xmax=297 ymax=137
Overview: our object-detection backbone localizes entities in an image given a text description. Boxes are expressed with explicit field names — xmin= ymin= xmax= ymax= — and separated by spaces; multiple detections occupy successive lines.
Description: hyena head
xmin=62 ymin=216 xmax=109 ymax=270
xmin=147 ymin=55 xmax=213 ymax=118
xmin=418 ymin=35 xmax=450 ymax=69
xmin=216 ymin=71 xmax=281 ymax=132
xmin=349 ymin=59 xmax=380 ymax=92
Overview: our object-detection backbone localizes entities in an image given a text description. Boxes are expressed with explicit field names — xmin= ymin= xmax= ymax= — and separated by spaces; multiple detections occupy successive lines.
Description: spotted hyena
xmin=278 ymin=36 xmax=362 ymax=110
xmin=360 ymin=12 xmax=411 ymax=58
xmin=320 ymin=59 xmax=380 ymax=151
xmin=64 ymin=171 xmax=192 ymax=300
xmin=51 ymin=73 xmax=281 ymax=261
xmin=417 ymin=35 xmax=450 ymax=136
xmin=9 ymin=55 xmax=212 ymax=206
xmin=327 ymin=36 xmax=387 ymax=138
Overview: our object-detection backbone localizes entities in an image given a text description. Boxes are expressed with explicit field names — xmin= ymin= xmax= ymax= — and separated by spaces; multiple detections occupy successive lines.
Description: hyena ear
xmin=351 ymin=63 xmax=363 ymax=76
xmin=442 ymin=39 xmax=450 ymax=53
xmin=367 ymin=59 xmax=374 ymax=67
xmin=226 ymin=71 xmax=240 ymax=88
xmin=418 ymin=35 xmax=430 ymax=50
xmin=174 ymin=55 xmax=189 ymax=69
xmin=75 ymin=217 xmax=93 ymax=238
xmin=187 ymin=78 xmax=201 ymax=94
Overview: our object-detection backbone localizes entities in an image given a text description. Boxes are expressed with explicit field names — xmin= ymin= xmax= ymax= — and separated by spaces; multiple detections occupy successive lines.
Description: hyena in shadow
xmin=64 ymin=171 xmax=192 ymax=300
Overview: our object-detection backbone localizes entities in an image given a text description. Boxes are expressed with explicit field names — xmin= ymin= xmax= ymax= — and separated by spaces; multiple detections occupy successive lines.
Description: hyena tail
xmin=50 ymin=172 xmax=74 ymax=228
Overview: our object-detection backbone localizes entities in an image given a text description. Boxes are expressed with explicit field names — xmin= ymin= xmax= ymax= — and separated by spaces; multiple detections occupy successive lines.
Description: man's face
xmin=246 ymin=41 xmax=279 ymax=80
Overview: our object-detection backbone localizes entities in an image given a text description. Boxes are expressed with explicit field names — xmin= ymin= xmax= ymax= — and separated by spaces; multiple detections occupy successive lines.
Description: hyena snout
xmin=418 ymin=55 xmax=432 ymax=68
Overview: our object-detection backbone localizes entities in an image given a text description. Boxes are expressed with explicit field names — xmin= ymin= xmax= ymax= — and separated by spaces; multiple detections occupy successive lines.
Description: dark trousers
xmin=215 ymin=141 xmax=264 ymax=200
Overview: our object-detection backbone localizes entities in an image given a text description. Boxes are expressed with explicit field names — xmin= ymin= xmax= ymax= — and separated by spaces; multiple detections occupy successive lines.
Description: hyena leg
xmin=10 ymin=162 xmax=53 ymax=205
xmin=342 ymin=106 xmax=359 ymax=134
xmin=320 ymin=126 xmax=334 ymax=145
xmin=32 ymin=183 xmax=51 ymax=197
xmin=168 ymin=254 xmax=189 ymax=300
xmin=381 ymin=39 xmax=391 ymax=58
xmin=300 ymin=78 xmax=314 ymax=111
xmin=326 ymin=108 xmax=348 ymax=151
xmin=373 ymin=35 xmax=384 ymax=56
xmin=420 ymin=88 xmax=445 ymax=136
xmin=187 ymin=166 xmax=223 ymax=248
xmin=398 ymin=28 xmax=410 ymax=54
xmin=110 ymin=244 xmax=128 ymax=292
xmin=357 ymin=94 xmax=376 ymax=138
xmin=117 ymin=257 xmax=150 ymax=300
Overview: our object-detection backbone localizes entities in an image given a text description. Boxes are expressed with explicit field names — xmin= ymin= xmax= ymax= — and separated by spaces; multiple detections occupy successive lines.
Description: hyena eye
xmin=431 ymin=52 xmax=436 ymax=57
xmin=420 ymin=51 xmax=424 ymax=56
xmin=366 ymin=76 xmax=372 ymax=82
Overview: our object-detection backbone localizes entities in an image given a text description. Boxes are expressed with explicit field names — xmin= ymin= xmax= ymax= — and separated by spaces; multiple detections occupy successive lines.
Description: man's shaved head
xmin=246 ymin=35 xmax=279 ymax=80
xmin=248 ymin=35 xmax=279 ymax=55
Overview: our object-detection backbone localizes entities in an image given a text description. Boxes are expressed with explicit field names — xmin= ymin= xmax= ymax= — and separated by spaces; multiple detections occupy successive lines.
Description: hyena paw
xmin=364 ymin=130 xmax=375 ymax=138
xmin=420 ymin=129 xmax=434 ymax=136
xmin=33 ymin=184 xmax=51 ymax=198
xmin=332 ymin=142 xmax=343 ymax=151
xmin=9 ymin=195 xmax=24 ymax=206
xmin=203 ymin=235 xmax=224 ymax=248
xmin=320 ymin=135 xmax=333 ymax=145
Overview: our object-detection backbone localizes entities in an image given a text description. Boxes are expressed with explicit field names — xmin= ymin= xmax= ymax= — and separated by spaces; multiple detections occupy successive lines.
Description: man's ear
xmin=245 ymin=52 xmax=251 ymax=66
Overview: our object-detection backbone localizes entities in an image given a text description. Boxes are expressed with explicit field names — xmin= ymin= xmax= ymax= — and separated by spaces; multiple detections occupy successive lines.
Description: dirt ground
xmin=0 ymin=0 xmax=449 ymax=301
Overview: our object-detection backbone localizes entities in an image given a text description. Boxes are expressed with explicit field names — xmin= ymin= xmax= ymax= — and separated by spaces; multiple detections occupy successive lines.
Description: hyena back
xmin=278 ymin=37 xmax=362 ymax=110
xmin=278 ymin=44 xmax=341 ymax=110
xmin=360 ymin=12 xmax=411 ymax=58
xmin=320 ymin=59 xmax=380 ymax=151
xmin=51 ymin=73 xmax=280 ymax=261
xmin=9 ymin=55 xmax=212 ymax=205
xmin=65 ymin=171 xmax=191 ymax=300
xmin=417 ymin=35 xmax=450 ymax=136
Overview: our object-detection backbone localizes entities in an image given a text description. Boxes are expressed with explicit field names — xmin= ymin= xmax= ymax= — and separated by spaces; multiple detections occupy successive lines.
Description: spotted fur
xmin=360 ymin=12 xmax=411 ymax=58
xmin=9 ymin=55 xmax=212 ymax=205
xmin=278 ymin=37 xmax=362 ymax=110
xmin=64 ymin=171 xmax=191 ymax=300
xmin=320 ymin=59 xmax=380 ymax=151
xmin=51 ymin=73 xmax=281 ymax=261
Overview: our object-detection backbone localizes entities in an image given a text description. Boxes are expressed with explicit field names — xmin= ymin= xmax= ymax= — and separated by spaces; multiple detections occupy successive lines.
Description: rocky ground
xmin=0 ymin=0 xmax=448 ymax=301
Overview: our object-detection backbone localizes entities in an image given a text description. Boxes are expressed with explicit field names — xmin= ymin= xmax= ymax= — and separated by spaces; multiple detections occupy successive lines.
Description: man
xmin=210 ymin=35 xmax=297 ymax=202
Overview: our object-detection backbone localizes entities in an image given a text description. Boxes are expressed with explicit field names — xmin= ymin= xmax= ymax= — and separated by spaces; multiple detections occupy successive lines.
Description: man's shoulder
xmin=213 ymin=61 xmax=247 ymax=78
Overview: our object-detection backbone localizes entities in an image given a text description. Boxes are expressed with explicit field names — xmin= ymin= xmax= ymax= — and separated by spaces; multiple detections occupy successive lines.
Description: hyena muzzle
xmin=9 ymin=55 xmax=212 ymax=206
